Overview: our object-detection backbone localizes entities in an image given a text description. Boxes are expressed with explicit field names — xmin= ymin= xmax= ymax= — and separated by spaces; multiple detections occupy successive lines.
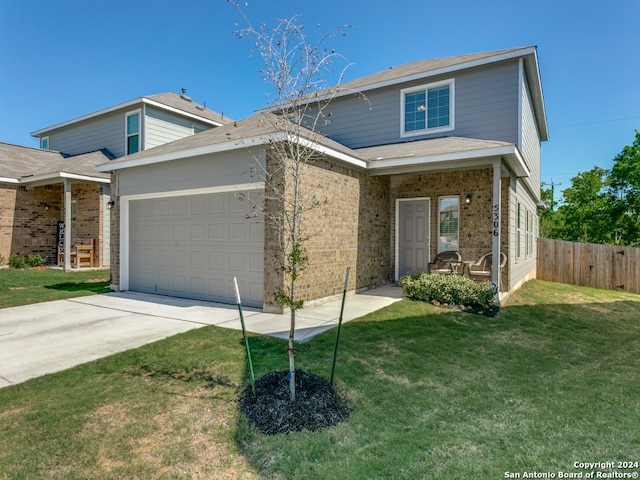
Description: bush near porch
xmin=401 ymin=271 xmax=497 ymax=310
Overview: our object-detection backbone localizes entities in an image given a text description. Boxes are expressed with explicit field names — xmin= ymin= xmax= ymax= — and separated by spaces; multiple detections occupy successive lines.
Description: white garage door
xmin=128 ymin=190 xmax=264 ymax=307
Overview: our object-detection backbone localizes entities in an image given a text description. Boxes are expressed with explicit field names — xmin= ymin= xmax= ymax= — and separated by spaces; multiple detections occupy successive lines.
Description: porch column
xmin=492 ymin=160 xmax=501 ymax=291
xmin=63 ymin=179 xmax=72 ymax=271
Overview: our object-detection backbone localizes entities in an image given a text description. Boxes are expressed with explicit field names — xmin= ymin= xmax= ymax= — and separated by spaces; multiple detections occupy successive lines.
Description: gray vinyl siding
xmin=520 ymin=69 xmax=542 ymax=198
xmin=117 ymin=148 xmax=265 ymax=197
xmin=46 ymin=110 xmax=125 ymax=157
xmin=145 ymin=107 xmax=210 ymax=150
xmin=507 ymin=177 xmax=538 ymax=290
xmin=319 ymin=60 xmax=521 ymax=149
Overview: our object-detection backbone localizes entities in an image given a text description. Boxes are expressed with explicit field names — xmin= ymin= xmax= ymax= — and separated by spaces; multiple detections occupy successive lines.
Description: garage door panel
xmin=209 ymin=223 xmax=225 ymax=241
xmin=158 ymin=199 xmax=172 ymax=216
xmin=172 ymin=224 xmax=187 ymax=242
xmin=208 ymin=195 xmax=225 ymax=213
xmin=129 ymin=190 xmax=264 ymax=307
xmin=190 ymin=224 xmax=206 ymax=241
xmin=191 ymin=196 xmax=207 ymax=215
xmin=158 ymin=225 xmax=171 ymax=242
xmin=173 ymin=198 xmax=187 ymax=215
xmin=229 ymin=223 xmax=247 ymax=242
xmin=250 ymin=253 xmax=264 ymax=273
xmin=250 ymin=222 xmax=262 ymax=242
xmin=142 ymin=200 xmax=156 ymax=217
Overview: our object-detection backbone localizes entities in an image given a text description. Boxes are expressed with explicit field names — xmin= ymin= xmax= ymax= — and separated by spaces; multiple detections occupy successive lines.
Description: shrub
xmin=400 ymin=272 xmax=497 ymax=310
xmin=26 ymin=253 xmax=47 ymax=267
xmin=8 ymin=253 xmax=47 ymax=269
xmin=8 ymin=253 xmax=27 ymax=269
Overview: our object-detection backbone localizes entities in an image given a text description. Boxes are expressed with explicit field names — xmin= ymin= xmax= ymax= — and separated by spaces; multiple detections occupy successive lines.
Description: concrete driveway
xmin=0 ymin=286 xmax=403 ymax=389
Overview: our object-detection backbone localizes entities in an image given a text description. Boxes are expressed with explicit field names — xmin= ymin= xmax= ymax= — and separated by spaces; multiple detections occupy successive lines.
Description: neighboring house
xmin=0 ymin=91 xmax=229 ymax=268
xmin=0 ymin=143 xmax=111 ymax=265
xmin=97 ymin=46 xmax=548 ymax=310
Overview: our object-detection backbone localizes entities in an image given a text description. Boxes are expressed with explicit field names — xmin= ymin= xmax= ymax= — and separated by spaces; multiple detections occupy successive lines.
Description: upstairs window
xmin=401 ymin=79 xmax=454 ymax=137
xmin=126 ymin=111 xmax=140 ymax=155
xmin=40 ymin=136 xmax=49 ymax=150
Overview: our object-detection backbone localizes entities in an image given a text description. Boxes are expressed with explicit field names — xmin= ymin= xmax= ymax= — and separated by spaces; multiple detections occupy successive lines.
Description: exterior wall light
xmin=107 ymin=200 xmax=115 ymax=209
xmin=465 ymin=194 xmax=472 ymax=205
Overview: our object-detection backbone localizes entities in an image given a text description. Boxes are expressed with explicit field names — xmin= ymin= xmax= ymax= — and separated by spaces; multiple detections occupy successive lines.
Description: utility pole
xmin=542 ymin=179 xmax=562 ymax=211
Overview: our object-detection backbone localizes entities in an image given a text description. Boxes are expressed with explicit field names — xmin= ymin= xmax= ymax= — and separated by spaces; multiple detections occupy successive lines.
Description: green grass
xmin=1 ymin=280 xmax=639 ymax=479
xmin=0 ymin=268 xmax=110 ymax=308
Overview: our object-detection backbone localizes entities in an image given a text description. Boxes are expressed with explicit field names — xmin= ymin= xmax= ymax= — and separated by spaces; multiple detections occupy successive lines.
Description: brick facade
xmin=0 ymin=183 xmax=62 ymax=264
xmin=0 ymin=182 xmax=106 ymax=267
xmin=262 ymin=152 xmax=391 ymax=310
xmin=109 ymin=172 xmax=120 ymax=286
xmin=390 ymin=168 xmax=510 ymax=287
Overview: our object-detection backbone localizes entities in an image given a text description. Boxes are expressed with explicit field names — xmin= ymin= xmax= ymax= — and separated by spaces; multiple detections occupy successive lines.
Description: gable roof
xmin=336 ymin=47 xmax=532 ymax=94
xmin=0 ymin=142 xmax=111 ymax=185
xmin=300 ymin=46 xmax=548 ymax=142
xmin=97 ymin=112 xmax=367 ymax=172
xmin=30 ymin=92 xmax=230 ymax=137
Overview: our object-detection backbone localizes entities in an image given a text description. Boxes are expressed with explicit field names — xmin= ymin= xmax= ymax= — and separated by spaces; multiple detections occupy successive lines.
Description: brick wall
xmin=71 ymin=184 xmax=103 ymax=267
xmin=0 ymin=183 xmax=62 ymax=264
xmin=390 ymin=168 xmax=510 ymax=287
xmin=109 ymin=172 xmax=120 ymax=286
xmin=263 ymin=152 xmax=391 ymax=310
xmin=0 ymin=182 xmax=105 ymax=267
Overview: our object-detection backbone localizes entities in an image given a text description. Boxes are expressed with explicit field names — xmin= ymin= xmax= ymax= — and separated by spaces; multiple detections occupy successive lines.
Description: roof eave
xmin=97 ymin=134 xmax=285 ymax=172
xmin=523 ymin=49 xmax=549 ymax=141
xmin=31 ymin=96 xmax=223 ymax=137
xmin=20 ymin=172 xmax=110 ymax=187
xmin=368 ymin=145 xmax=530 ymax=177
xmin=318 ymin=47 xmax=540 ymax=105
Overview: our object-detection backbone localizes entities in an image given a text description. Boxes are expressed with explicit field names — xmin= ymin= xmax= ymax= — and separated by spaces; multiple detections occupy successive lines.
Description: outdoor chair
xmin=468 ymin=251 xmax=507 ymax=282
xmin=427 ymin=251 xmax=462 ymax=275
xmin=57 ymin=238 xmax=94 ymax=268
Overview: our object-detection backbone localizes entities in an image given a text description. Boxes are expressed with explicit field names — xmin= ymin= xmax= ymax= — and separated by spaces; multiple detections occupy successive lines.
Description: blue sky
xmin=1 ymin=0 xmax=638 ymax=195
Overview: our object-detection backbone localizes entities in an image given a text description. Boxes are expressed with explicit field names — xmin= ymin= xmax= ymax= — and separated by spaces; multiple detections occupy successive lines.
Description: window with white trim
xmin=41 ymin=136 xmax=49 ymax=150
xmin=401 ymin=79 xmax=454 ymax=137
xmin=516 ymin=203 xmax=522 ymax=259
xmin=126 ymin=111 xmax=140 ymax=155
xmin=438 ymin=196 xmax=459 ymax=252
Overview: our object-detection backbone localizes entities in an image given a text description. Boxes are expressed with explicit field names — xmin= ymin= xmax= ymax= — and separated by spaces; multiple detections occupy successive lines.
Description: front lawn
xmin=0 ymin=280 xmax=639 ymax=479
xmin=0 ymin=268 xmax=110 ymax=308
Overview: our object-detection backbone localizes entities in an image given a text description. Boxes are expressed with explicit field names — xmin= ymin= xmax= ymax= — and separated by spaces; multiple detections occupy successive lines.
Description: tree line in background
xmin=540 ymin=130 xmax=640 ymax=247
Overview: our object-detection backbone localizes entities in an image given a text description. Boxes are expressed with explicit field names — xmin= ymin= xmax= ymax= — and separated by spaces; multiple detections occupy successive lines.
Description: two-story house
xmin=0 ymin=91 xmax=228 ymax=268
xmin=97 ymin=46 xmax=548 ymax=310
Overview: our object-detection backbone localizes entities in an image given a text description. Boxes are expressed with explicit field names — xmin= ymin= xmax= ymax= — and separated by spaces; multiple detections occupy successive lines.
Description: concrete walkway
xmin=0 ymin=285 xmax=403 ymax=389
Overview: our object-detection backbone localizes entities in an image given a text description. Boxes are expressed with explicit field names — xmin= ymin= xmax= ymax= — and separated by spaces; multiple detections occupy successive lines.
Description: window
xmin=193 ymin=124 xmax=207 ymax=134
xmin=401 ymin=79 xmax=454 ymax=137
xmin=40 ymin=136 xmax=49 ymax=150
xmin=438 ymin=196 xmax=459 ymax=252
xmin=126 ymin=111 xmax=140 ymax=155
xmin=516 ymin=203 xmax=522 ymax=259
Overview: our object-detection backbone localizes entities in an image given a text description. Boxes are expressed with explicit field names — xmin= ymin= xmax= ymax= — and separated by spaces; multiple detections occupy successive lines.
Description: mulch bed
xmin=239 ymin=370 xmax=351 ymax=435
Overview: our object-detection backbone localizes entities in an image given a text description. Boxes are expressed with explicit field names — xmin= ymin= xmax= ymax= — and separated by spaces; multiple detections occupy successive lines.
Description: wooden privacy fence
xmin=537 ymin=237 xmax=640 ymax=295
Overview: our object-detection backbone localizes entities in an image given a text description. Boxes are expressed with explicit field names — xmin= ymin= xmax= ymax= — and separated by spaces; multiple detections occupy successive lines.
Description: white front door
xmin=396 ymin=198 xmax=430 ymax=279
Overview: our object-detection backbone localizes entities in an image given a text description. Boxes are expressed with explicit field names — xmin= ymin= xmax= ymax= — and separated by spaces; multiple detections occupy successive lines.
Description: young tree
xmin=230 ymin=2 xmax=352 ymax=400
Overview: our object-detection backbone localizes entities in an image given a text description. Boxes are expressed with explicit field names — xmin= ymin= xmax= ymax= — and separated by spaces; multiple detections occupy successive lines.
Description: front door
xmin=397 ymin=198 xmax=430 ymax=279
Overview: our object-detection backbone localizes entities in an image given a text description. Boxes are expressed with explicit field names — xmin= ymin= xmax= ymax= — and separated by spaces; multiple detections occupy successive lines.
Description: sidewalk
xmin=0 ymin=285 xmax=403 ymax=388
